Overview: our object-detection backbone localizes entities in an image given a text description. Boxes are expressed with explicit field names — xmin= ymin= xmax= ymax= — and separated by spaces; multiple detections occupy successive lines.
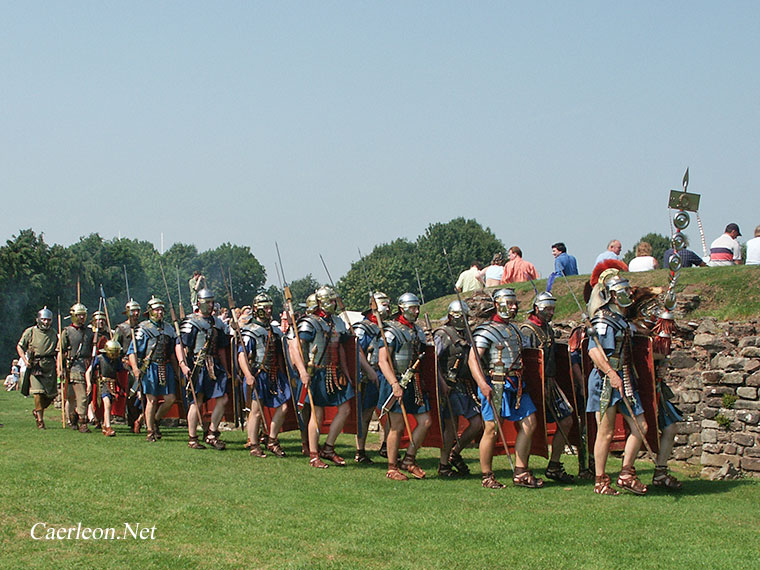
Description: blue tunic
xmin=586 ymin=315 xmax=644 ymax=417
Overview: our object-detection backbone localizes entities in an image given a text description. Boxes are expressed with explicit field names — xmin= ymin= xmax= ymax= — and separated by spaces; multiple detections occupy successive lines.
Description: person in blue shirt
xmin=546 ymin=242 xmax=578 ymax=292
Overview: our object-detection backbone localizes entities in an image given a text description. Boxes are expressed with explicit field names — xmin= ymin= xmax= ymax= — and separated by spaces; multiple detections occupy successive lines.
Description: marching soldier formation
xmin=12 ymin=264 xmax=685 ymax=496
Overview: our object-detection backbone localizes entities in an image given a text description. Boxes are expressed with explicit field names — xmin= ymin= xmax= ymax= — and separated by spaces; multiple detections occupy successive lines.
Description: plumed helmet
xmin=305 ymin=293 xmax=319 ymax=315
xmin=447 ymin=300 xmax=469 ymax=329
xmin=398 ymin=292 xmax=420 ymax=322
xmin=253 ymin=293 xmax=274 ymax=322
xmin=197 ymin=288 xmax=215 ymax=316
xmin=102 ymin=339 xmax=122 ymax=359
xmin=316 ymin=285 xmax=338 ymax=315
xmin=36 ymin=307 xmax=53 ymax=330
xmin=603 ymin=273 xmax=633 ymax=308
xmin=493 ymin=288 xmax=518 ymax=319
xmin=146 ymin=296 xmax=165 ymax=320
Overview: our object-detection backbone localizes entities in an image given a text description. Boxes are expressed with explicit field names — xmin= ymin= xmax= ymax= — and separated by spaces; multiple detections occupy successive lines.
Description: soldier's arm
xmin=288 ymin=336 xmax=310 ymax=386
xmin=16 ymin=342 xmax=29 ymax=367
xmin=377 ymin=344 xmax=402 ymax=399
xmin=588 ymin=346 xmax=622 ymax=391
xmin=357 ymin=348 xmax=378 ymax=384
xmin=468 ymin=346 xmax=492 ymax=400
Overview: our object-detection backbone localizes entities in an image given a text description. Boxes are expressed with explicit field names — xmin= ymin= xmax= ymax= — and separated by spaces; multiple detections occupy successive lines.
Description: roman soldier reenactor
xmin=433 ymin=300 xmax=483 ymax=477
xmin=86 ymin=339 xmax=124 ymax=437
xmin=128 ymin=296 xmax=178 ymax=442
xmin=292 ymin=285 xmax=355 ymax=468
xmin=377 ymin=293 xmax=433 ymax=481
xmin=520 ymin=292 xmax=575 ymax=483
xmin=176 ymin=288 xmax=231 ymax=450
xmin=469 ymin=288 xmax=543 ymax=489
xmin=59 ymin=303 xmax=94 ymax=433
xmin=351 ymin=292 xmax=387 ymax=464
xmin=17 ymin=307 xmax=58 ymax=429
xmin=113 ymin=299 xmax=143 ymax=433
xmin=586 ymin=268 xmax=649 ymax=495
xmin=238 ymin=293 xmax=292 ymax=458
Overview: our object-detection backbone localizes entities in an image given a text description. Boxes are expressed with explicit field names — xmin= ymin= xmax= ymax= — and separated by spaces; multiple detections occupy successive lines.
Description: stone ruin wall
xmin=664 ymin=316 xmax=760 ymax=478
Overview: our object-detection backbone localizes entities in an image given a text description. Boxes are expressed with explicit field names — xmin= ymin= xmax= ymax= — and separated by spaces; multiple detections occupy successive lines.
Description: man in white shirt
xmin=709 ymin=223 xmax=743 ymax=266
xmin=746 ymin=225 xmax=760 ymax=265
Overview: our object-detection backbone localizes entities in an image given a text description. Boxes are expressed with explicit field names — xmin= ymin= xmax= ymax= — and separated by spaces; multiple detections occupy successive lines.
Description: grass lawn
xmin=1 ymin=390 xmax=758 ymax=569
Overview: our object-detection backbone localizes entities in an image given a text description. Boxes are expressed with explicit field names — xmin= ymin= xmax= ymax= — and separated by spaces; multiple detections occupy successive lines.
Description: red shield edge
xmin=632 ymin=334 xmax=660 ymax=454
xmin=397 ymin=345 xmax=442 ymax=449
xmin=492 ymin=348 xmax=547 ymax=458
xmin=553 ymin=342 xmax=581 ymax=449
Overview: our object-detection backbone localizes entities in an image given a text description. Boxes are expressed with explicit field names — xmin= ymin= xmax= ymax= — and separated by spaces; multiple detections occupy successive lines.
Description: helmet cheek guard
xmin=398 ymin=293 xmax=420 ymax=323
xmin=316 ymin=286 xmax=338 ymax=315
xmin=197 ymin=289 xmax=215 ymax=316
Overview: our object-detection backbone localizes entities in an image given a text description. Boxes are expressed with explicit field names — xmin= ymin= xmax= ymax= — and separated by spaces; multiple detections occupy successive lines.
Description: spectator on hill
xmin=455 ymin=261 xmax=485 ymax=293
xmin=188 ymin=271 xmax=206 ymax=310
xmin=483 ymin=252 xmax=506 ymax=287
xmin=593 ymin=239 xmax=622 ymax=268
xmin=709 ymin=223 xmax=743 ymax=266
xmin=662 ymin=236 xmax=706 ymax=269
xmin=546 ymin=242 xmax=578 ymax=292
xmin=4 ymin=361 xmax=19 ymax=391
xmin=628 ymin=242 xmax=659 ymax=272
xmin=501 ymin=246 xmax=539 ymax=284
xmin=745 ymin=225 xmax=760 ymax=266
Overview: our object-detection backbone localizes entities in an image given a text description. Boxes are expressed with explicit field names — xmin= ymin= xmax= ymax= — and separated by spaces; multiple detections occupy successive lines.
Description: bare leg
xmin=479 ymin=421 xmax=496 ymax=474
xmin=549 ymin=415 xmax=574 ymax=462
xmin=325 ymin=401 xmax=350 ymax=446
xmin=514 ymin=414 xmax=536 ymax=468
xmin=594 ymin=405 xmax=618 ymax=476
xmin=209 ymin=394 xmax=228 ymax=432
xmin=621 ymin=413 xmax=647 ymax=469
xmin=386 ymin=412 xmax=404 ymax=466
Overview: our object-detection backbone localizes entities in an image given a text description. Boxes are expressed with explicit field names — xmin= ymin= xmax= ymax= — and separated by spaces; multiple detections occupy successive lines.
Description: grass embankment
xmin=1 ymin=392 xmax=758 ymax=569
xmin=422 ymin=265 xmax=760 ymax=323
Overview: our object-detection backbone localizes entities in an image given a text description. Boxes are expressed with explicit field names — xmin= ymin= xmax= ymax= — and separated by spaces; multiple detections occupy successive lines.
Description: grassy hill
xmin=421 ymin=265 xmax=760 ymax=323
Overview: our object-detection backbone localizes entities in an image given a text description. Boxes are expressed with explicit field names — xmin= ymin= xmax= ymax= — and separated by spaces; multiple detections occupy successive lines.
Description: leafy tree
xmin=337 ymin=218 xmax=504 ymax=309
xmin=623 ymin=232 xmax=671 ymax=265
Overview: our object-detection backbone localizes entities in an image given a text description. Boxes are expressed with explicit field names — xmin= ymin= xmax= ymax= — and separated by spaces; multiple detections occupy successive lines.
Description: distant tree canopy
xmin=0 ymin=230 xmax=267 ymax=366
xmin=622 ymin=232 xmax=671 ymax=265
xmin=2 ymin=219 xmax=503 ymax=364
xmin=337 ymin=218 xmax=505 ymax=308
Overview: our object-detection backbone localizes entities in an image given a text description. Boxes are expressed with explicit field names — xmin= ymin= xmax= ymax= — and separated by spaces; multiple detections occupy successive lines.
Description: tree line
xmin=1 ymin=219 xmax=505 ymax=366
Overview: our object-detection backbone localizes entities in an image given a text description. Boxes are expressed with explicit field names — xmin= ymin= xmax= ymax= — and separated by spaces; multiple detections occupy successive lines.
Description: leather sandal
xmin=400 ymin=455 xmax=426 ymax=479
xmin=188 ymin=436 xmax=206 ymax=450
xmin=594 ymin=474 xmax=619 ymax=495
xmin=309 ymin=452 xmax=329 ymax=469
xmin=386 ymin=464 xmax=408 ymax=481
xmin=617 ymin=466 xmax=647 ymax=495
xmin=249 ymin=444 xmax=267 ymax=458
xmin=578 ymin=468 xmax=595 ymax=480
xmin=132 ymin=419 xmax=142 ymax=434
xmin=145 ymin=430 xmax=158 ymax=442
xmin=481 ymin=471 xmax=505 ymax=489
xmin=204 ymin=430 xmax=227 ymax=451
xmin=102 ymin=427 xmax=116 ymax=437
xmin=652 ymin=467 xmax=682 ymax=490
xmin=154 ymin=425 xmax=163 ymax=440
xmin=33 ymin=410 xmax=46 ymax=430
xmin=449 ymin=450 xmax=470 ymax=475
xmin=266 ymin=437 xmax=286 ymax=458
xmin=244 ymin=438 xmax=254 ymax=450
xmin=378 ymin=441 xmax=388 ymax=458
xmin=78 ymin=421 xmax=91 ymax=433
xmin=513 ymin=467 xmax=544 ymax=488
xmin=319 ymin=444 xmax=346 ymax=466
xmin=355 ymin=450 xmax=374 ymax=464
xmin=438 ymin=463 xmax=459 ymax=478
xmin=545 ymin=461 xmax=575 ymax=483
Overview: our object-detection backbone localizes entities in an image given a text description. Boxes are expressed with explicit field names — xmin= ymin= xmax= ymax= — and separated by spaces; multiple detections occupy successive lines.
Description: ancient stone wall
xmin=658 ymin=317 xmax=760 ymax=478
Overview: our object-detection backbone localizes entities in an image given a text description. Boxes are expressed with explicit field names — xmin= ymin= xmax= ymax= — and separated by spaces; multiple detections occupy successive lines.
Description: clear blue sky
xmin=3 ymin=2 xmax=759 ymax=284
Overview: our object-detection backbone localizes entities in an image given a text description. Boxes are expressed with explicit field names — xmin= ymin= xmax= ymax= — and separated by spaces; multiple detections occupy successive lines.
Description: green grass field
xmin=1 ymin=390 xmax=758 ymax=569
